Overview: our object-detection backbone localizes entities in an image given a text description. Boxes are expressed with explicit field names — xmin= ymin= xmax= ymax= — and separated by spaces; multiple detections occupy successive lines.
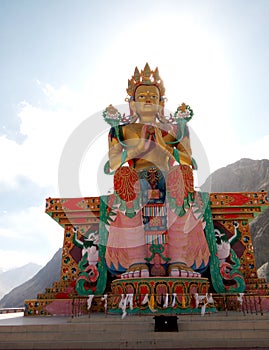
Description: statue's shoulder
xmin=109 ymin=122 xmax=139 ymax=141
xmin=119 ymin=122 xmax=143 ymax=137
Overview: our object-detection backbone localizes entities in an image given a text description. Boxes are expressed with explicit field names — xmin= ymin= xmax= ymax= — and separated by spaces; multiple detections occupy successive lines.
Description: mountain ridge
xmin=0 ymin=262 xmax=42 ymax=300
xmin=0 ymin=249 xmax=61 ymax=308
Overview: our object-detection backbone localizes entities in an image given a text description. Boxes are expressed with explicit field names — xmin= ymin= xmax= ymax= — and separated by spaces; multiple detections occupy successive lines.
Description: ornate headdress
xmin=126 ymin=63 xmax=165 ymax=100
xmin=103 ymin=63 xmax=193 ymax=128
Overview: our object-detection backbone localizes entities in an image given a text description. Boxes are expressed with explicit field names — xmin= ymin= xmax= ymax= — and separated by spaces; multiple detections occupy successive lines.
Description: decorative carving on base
xmin=109 ymin=276 xmax=213 ymax=314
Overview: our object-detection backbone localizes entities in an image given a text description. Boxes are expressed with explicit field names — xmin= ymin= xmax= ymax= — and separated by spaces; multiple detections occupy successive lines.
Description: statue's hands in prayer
xmin=128 ymin=124 xmax=155 ymax=158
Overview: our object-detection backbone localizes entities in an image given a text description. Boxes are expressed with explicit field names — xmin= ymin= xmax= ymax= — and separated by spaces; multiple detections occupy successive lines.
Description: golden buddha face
xmin=132 ymin=84 xmax=161 ymax=122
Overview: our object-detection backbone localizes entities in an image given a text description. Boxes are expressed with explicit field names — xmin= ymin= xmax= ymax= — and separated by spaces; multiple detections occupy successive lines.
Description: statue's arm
xmin=108 ymin=136 xmax=126 ymax=170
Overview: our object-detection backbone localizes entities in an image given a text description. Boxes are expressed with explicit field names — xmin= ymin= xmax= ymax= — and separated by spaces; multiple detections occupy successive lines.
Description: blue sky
xmin=1 ymin=0 xmax=269 ymax=271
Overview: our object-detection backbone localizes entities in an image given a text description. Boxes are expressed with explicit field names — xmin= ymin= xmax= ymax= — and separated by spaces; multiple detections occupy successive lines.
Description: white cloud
xmin=1 ymin=80 xmax=112 ymax=193
xmin=0 ymin=136 xmax=22 ymax=188
xmin=243 ymin=134 xmax=269 ymax=160
xmin=0 ymin=80 xmax=116 ymax=270
xmin=0 ymin=227 xmax=20 ymax=239
xmin=0 ymin=205 xmax=63 ymax=271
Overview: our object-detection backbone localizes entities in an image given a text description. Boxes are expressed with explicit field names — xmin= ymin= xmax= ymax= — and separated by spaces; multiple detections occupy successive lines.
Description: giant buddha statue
xmin=37 ymin=62 xmax=264 ymax=318
xmin=103 ymin=63 xmax=210 ymax=280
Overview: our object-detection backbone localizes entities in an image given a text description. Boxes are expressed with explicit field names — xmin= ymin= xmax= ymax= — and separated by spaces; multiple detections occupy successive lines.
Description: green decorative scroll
xmin=145 ymin=244 xmax=171 ymax=263
xmin=76 ymin=253 xmax=98 ymax=296
xmin=95 ymin=195 xmax=109 ymax=295
xmin=202 ymin=192 xmax=246 ymax=293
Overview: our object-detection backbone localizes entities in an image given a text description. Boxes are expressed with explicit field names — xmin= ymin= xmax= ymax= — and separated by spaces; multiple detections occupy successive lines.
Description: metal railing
xmin=0 ymin=307 xmax=25 ymax=314
xmin=71 ymin=293 xmax=269 ymax=318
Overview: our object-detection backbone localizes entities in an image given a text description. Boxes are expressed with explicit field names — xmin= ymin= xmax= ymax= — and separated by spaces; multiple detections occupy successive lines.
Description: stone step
xmin=0 ymin=321 xmax=268 ymax=337
xmin=1 ymin=334 xmax=269 ymax=349
xmin=0 ymin=326 xmax=269 ymax=340
xmin=1 ymin=313 xmax=269 ymax=349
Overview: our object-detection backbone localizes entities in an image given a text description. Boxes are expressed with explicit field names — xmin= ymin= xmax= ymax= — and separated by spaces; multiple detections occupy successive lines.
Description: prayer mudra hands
xmin=134 ymin=124 xmax=173 ymax=156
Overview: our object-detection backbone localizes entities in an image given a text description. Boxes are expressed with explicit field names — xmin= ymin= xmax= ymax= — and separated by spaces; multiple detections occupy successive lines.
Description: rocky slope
xmin=201 ymin=158 xmax=269 ymax=193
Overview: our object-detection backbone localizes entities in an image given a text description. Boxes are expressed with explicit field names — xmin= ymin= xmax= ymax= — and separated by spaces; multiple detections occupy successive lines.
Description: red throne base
xmin=108 ymin=277 xmax=215 ymax=315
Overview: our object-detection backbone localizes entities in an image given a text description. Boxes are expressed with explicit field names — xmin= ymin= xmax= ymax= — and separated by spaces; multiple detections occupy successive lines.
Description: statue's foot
xmin=168 ymin=262 xmax=201 ymax=278
xmin=121 ymin=263 xmax=149 ymax=279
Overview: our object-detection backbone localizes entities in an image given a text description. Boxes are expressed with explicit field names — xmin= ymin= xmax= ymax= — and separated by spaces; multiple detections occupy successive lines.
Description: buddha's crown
xmin=126 ymin=63 xmax=165 ymax=99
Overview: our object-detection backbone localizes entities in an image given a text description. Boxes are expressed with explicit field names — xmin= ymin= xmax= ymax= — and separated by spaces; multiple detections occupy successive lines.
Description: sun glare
xmin=77 ymin=11 xmax=233 ymax=193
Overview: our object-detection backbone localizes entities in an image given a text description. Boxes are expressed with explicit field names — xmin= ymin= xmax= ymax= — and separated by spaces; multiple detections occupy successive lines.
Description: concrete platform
xmin=0 ymin=311 xmax=269 ymax=349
